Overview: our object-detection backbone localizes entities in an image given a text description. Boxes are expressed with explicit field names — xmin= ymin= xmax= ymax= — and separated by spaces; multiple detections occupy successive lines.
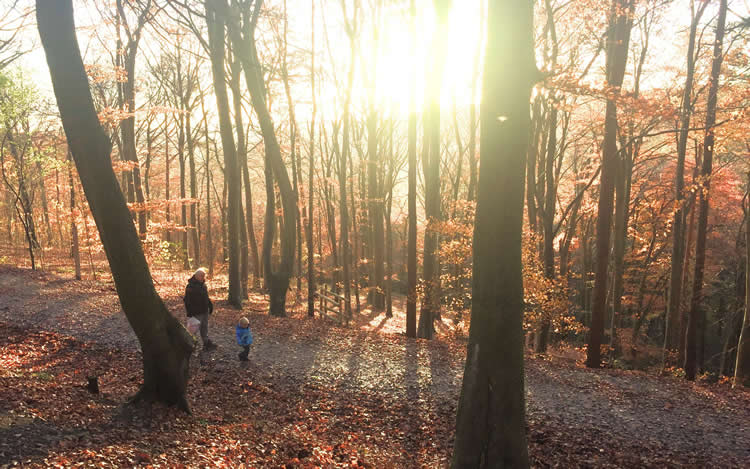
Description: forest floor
xmin=0 ymin=263 xmax=749 ymax=468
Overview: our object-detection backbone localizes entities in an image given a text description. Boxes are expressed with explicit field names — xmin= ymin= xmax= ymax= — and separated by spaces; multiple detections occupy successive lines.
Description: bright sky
xmin=9 ymin=0 xmax=485 ymax=119
xmin=6 ymin=0 xmax=750 ymax=124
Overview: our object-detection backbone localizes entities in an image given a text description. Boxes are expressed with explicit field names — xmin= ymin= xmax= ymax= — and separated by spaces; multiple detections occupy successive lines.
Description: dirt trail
xmin=1 ymin=266 xmax=748 ymax=467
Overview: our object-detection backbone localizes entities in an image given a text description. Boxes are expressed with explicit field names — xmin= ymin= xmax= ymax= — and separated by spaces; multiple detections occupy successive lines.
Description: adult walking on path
xmin=184 ymin=268 xmax=217 ymax=350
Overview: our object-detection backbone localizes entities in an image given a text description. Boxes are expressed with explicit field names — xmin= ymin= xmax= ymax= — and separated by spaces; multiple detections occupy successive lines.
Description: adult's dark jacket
xmin=184 ymin=276 xmax=213 ymax=317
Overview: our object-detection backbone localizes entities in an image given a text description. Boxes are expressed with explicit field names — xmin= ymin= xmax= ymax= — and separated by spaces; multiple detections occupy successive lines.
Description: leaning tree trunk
xmin=586 ymin=0 xmax=633 ymax=368
xmin=228 ymin=0 xmax=295 ymax=316
xmin=686 ymin=0 xmax=727 ymax=380
xmin=451 ymin=1 xmax=535 ymax=466
xmin=734 ymin=173 xmax=750 ymax=388
xmin=37 ymin=0 xmax=194 ymax=410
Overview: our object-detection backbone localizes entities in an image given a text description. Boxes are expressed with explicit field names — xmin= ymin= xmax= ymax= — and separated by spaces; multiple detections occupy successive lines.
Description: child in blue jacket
xmin=236 ymin=317 xmax=253 ymax=362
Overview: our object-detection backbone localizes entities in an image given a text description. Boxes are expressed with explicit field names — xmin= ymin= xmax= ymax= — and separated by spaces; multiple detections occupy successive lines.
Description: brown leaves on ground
xmin=1 ymin=265 xmax=749 ymax=467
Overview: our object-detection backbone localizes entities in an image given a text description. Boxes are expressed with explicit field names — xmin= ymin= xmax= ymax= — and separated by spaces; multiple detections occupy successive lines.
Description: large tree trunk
xmin=685 ymin=0 xmax=726 ymax=380
xmin=451 ymin=1 xmax=535 ymax=465
xmin=38 ymin=0 xmax=194 ymax=409
xmin=665 ymin=1 xmax=706 ymax=355
xmin=205 ymin=0 xmax=242 ymax=307
xmin=586 ymin=0 xmax=633 ymax=368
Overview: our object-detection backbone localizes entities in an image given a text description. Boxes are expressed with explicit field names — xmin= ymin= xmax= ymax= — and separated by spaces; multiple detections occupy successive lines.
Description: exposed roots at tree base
xmin=128 ymin=385 xmax=191 ymax=414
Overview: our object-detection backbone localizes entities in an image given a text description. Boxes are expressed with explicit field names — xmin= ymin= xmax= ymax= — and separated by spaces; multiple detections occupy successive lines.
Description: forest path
xmin=1 ymin=265 xmax=748 ymax=467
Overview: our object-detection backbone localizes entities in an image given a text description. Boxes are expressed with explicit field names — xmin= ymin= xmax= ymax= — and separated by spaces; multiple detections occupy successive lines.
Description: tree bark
xmin=307 ymin=0 xmax=316 ymax=317
xmin=38 ymin=0 xmax=194 ymax=410
xmin=685 ymin=0 xmax=726 ymax=380
xmin=205 ymin=0 xmax=242 ymax=307
xmin=227 ymin=0 xmax=296 ymax=315
xmin=586 ymin=0 xmax=633 ymax=368
xmin=734 ymin=173 xmax=750 ymax=388
xmin=536 ymin=103 xmax=557 ymax=354
xmin=187 ymin=112 xmax=200 ymax=267
xmin=229 ymin=54 xmax=249 ymax=299
xmin=406 ymin=0 xmax=417 ymax=338
xmin=665 ymin=1 xmax=707 ymax=354
xmin=115 ymin=0 xmax=149 ymax=238
xmin=451 ymin=1 xmax=535 ymax=465
xmin=68 ymin=152 xmax=81 ymax=280
xmin=418 ymin=0 xmax=452 ymax=339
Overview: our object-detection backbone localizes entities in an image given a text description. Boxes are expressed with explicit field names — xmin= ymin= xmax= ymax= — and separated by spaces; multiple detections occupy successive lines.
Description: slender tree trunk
xmin=686 ymin=0 xmax=726 ymax=380
xmin=586 ymin=0 xmax=633 ymax=368
xmin=536 ymin=104 xmax=557 ymax=353
xmin=55 ymin=162 xmax=64 ymax=248
xmin=38 ymin=0 xmax=194 ymax=409
xmin=385 ymin=126 xmax=394 ymax=318
xmin=406 ymin=0 xmax=418 ymax=338
xmin=734 ymin=173 xmax=750 ymax=387
xmin=349 ymin=147 xmax=361 ymax=314
xmin=367 ymin=110 xmax=385 ymax=310
xmin=611 ymin=146 xmax=633 ymax=358
xmin=307 ymin=0 xmax=316 ymax=317
xmin=665 ymin=1 xmax=706 ymax=355
xmin=526 ymin=97 xmax=543 ymax=233
xmin=451 ymin=1 xmax=535 ymax=465
xmin=282 ymin=0 xmax=302 ymax=295
xmin=339 ymin=59 xmax=354 ymax=323
xmin=68 ymin=152 xmax=81 ymax=280
xmin=116 ymin=0 xmax=148 ymax=238
xmin=178 ymin=113 xmax=189 ymax=268
xmin=204 ymin=120 xmax=214 ymax=277
xmin=229 ymin=55 xmax=249 ymax=298
xmin=418 ymin=0 xmax=452 ymax=339
xmin=206 ymin=0 xmax=242 ymax=307
xmin=144 ymin=119 xmax=152 ymax=204
xmin=187 ymin=112 xmax=200 ymax=267
xmin=228 ymin=0 xmax=296 ymax=315
xmin=36 ymin=161 xmax=53 ymax=247
xmin=164 ymin=116 xmax=172 ymax=243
